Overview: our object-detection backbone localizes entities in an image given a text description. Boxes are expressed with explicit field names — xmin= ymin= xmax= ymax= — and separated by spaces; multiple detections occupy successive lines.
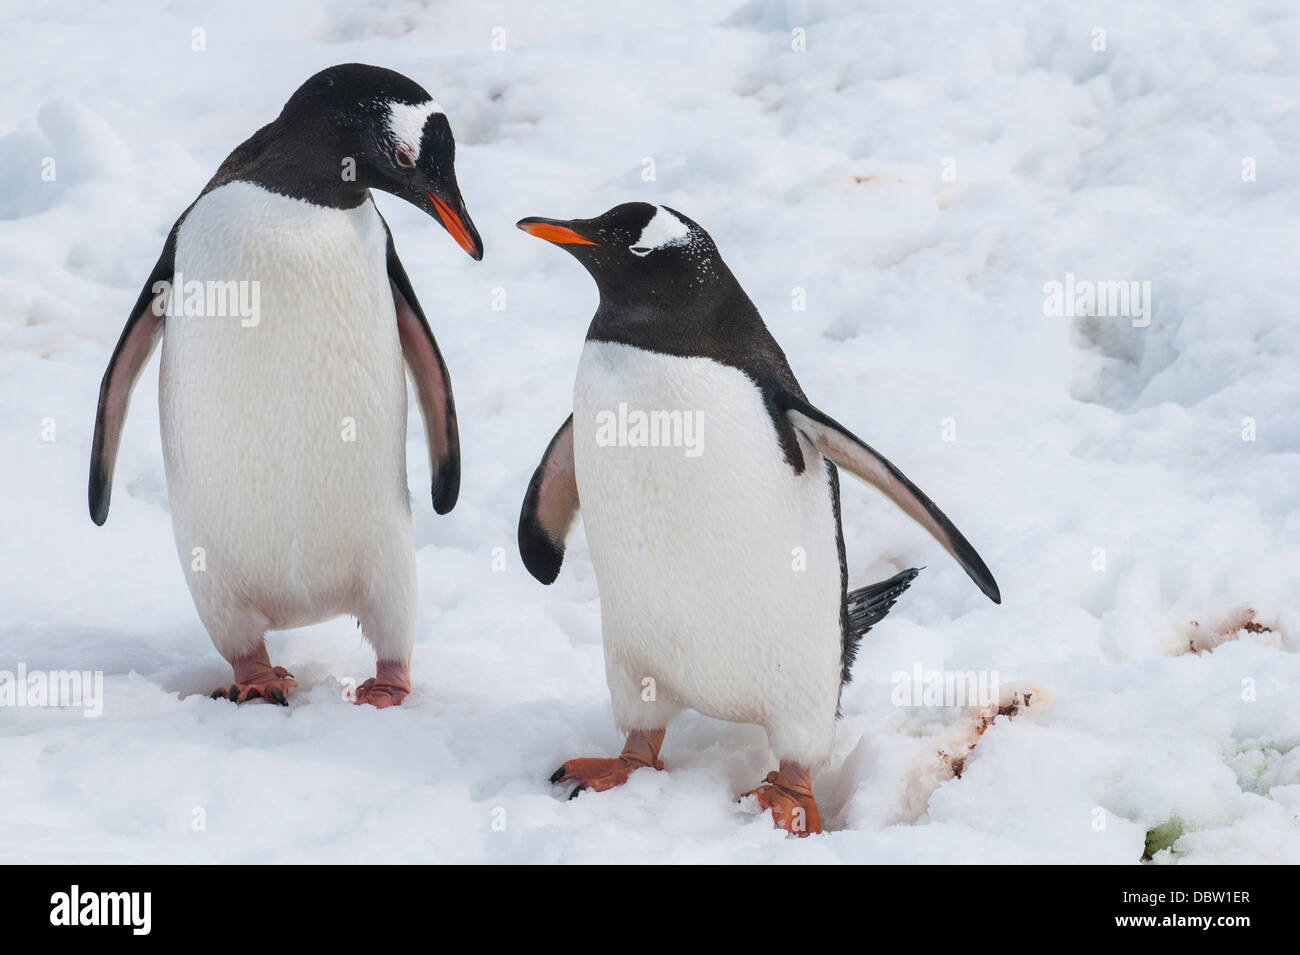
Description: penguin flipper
xmin=89 ymin=231 xmax=175 ymax=525
xmin=385 ymin=232 xmax=460 ymax=515
xmin=774 ymin=390 xmax=1001 ymax=604
xmin=519 ymin=415 xmax=578 ymax=584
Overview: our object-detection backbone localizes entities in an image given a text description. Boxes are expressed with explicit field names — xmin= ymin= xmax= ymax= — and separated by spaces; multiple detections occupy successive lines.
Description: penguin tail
xmin=846 ymin=567 xmax=920 ymax=644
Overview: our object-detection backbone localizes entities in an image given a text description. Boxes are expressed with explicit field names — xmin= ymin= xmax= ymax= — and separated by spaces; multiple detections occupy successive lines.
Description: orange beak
xmin=516 ymin=218 xmax=599 ymax=246
xmin=427 ymin=192 xmax=483 ymax=260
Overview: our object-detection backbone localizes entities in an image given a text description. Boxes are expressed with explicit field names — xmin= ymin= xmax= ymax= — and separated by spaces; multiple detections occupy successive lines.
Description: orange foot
xmin=212 ymin=647 xmax=297 ymax=705
xmin=742 ymin=763 xmax=823 ymax=836
xmin=550 ymin=729 xmax=666 ymax=799
xmin=354 ymin=660 xmax=410 ymax=709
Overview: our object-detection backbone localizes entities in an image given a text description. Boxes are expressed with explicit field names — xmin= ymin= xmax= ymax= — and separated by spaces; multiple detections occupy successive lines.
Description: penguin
xmin=516 ymin=202 xmax=1000 ymax=833
xmin=88 ymin=64 xmax=483 ymax=707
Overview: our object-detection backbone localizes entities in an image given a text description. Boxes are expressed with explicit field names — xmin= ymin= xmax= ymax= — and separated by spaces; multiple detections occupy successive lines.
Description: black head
xmin=270 ymin=63 xmax=482 ymax=259
xmin=519 ymin=202 xmax=798 ymax=395
xmin=516 ymin=203 xmax=730 ymax=309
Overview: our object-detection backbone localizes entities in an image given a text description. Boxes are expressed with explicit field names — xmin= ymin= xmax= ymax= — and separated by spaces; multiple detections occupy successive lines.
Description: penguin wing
xmin=773 ymin=389 xmax=1001 ymax=604
xmin=386 ymin=230 xmax=460 ymax=515
xmin=518 ymin=415 xmax=578 ymax=584
xmin=89 ymin=229 xmax=176 ymax=525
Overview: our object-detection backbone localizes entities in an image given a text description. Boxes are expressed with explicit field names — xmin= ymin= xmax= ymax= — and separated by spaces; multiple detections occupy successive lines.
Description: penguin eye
xmin=629 ymin=246 xmax=652 ymax=257
xmin=393 ymin=144 xmax=416 ymax=169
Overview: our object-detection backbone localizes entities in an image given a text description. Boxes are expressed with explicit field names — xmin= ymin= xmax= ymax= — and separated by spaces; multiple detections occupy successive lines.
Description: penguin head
xmin=278 ymin=64 xmax=483 ymax=260
xmin=516 ymin=203 xmax=725 ymax=306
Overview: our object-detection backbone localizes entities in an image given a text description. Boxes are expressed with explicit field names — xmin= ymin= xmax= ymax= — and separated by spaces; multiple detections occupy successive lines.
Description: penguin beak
xmin=425 ymin=190 xmax=484 ymax=261
xmin=516 ymin=217 xmax=599 ymax=246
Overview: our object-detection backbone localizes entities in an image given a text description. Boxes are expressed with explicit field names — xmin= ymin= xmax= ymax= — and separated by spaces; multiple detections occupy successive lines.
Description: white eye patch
xmin=629 ymin=206 xmax=691 ymax=256
xmin=385 ymin=98 xmax=444 ymax=158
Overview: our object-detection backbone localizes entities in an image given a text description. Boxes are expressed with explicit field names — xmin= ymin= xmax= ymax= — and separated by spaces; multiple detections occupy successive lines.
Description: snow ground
xmin=1 ymin=0 xmax=1299 ymax=863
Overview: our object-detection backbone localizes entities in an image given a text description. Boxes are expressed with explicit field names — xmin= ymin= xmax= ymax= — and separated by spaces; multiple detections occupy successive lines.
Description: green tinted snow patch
xmin=1142 ymin=819 xmax=1184 ymax=861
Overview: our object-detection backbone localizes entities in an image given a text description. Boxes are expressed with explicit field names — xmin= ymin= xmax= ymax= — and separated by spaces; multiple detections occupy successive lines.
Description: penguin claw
xmin=741 ymin=770 xmax=823 ymax=836
xmin=353 ymin=662 xmax=411 ymax=708
xmin=549 ymin=755 xmax=663 ymax=796
xmin=211 ymin=650 xmax=297 ymax=705
xmin=353 ymin=681 xmax=405 ymax=708
xmin=210 ymin=675 xmax=297 ymax=705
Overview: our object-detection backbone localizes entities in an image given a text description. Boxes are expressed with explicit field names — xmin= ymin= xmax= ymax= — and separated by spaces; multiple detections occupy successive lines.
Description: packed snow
xmin=2 ymin=0 xmax=1298 ymax=863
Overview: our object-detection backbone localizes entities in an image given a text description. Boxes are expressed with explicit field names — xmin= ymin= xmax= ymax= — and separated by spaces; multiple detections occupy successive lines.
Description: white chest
xmin=572 ymin=340 xmax=802 ymax=551
xmin=168 ymin=180 xmax=394 ymax=347
xmin=157 ymin=182 xmax=412 ymax=601
xmin=161 ymin=182 xmax=405 ymax=455
xmin=571 ymin=340 xmax=844 ymax=729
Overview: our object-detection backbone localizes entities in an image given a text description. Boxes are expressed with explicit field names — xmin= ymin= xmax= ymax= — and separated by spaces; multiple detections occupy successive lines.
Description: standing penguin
xmin=89 ymin=64 xmax=483 ymax=707
xmin=516 ymin=203 xmax=999 ymax=833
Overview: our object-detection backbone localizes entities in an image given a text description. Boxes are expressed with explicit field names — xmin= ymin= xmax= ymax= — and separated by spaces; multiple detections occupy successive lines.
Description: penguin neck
xmin=586 ymin=280 xmax=770 ymax=362
xmin=218 ymin=116 xmax=370 ymax=211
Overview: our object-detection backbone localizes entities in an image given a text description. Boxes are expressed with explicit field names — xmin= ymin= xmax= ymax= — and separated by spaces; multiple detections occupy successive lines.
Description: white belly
xmin=573 ymin=340 xmax=843 ymax=763
xmin=159 ymin=182 xmax=412 ymax=634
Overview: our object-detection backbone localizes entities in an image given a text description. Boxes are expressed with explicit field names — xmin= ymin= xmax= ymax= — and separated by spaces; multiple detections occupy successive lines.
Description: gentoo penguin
xmin=88 ymin=64 xmax=483 ymax=707
xmin=516 ymin=203 xmax=1000 ymax=833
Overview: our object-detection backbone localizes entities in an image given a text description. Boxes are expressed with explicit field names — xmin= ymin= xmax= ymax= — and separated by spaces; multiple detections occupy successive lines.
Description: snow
xmin=2 ymin=0 xmax=1299 ymax=863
